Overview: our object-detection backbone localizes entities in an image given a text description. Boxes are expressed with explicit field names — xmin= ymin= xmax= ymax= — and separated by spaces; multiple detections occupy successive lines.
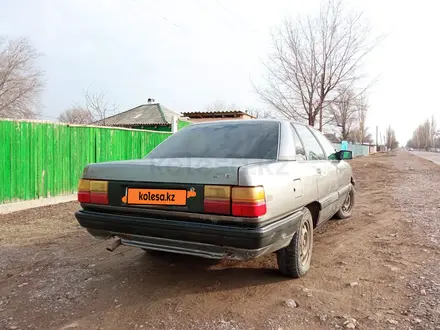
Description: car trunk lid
xmin=81 ymin=158 xmax=270 ymax=214
xmin=83 ymin=157 xmax=269 ymax=185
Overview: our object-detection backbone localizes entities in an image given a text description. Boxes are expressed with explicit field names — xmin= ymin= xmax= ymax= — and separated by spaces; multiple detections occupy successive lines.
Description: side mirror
xmin=336 ymin=150 xmax=352 ymax=160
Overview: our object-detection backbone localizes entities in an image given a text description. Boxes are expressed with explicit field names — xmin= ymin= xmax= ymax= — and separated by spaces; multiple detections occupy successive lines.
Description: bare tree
xmin=0 ymin=36 xmax=43 ymax=119
xmin=435 ymin=131 xmax=440 ymax=150
xmin=385 ymin=125 xmax=398 ymax=150
xmin=409 ymin=122 xmax=428 ymax=150
xmin=256 ymin=0 xmax=381 ymax=131
xmin=245 ymin=107 xmax=278 ymax=119
xmin=204 ymin=100 xmax=237 ymax=112
xmin=430 ymin=115 xmax=437 ymax=149
xmin=346 ymin=127 xmax=373 ymax=144
xmin=84 ymin=88 xmax=117 ymax=125
xmin=58 ymin=106 xmax=93 ymax=124
xmin=407 ymin=116 xmax=438 ymax=150
xmin=334 ymin=92 xmax=373 ymax=143
xmin=331 ymin=86 xmax=357 ymax=140
xmin=354 ymin=94 xmax=368 ymax=142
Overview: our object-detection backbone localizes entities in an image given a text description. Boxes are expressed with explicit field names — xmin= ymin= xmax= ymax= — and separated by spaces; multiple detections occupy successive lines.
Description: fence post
xmin=171 ymin=116 xmax=178 ymax=133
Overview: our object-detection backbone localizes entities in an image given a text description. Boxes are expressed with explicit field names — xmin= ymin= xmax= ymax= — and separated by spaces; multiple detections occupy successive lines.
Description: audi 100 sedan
xmin=75 ymin=119 xmax=355 ymax=278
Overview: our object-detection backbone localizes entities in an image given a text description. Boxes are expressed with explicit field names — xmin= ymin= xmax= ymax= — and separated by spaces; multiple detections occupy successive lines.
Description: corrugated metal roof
xmin=94 ymin=103 xmax=185 ymax=126
xmin=182 ymin=110 xmax=248 ymax=115
xmin=182 ymin=110 xmax=256 ymax=119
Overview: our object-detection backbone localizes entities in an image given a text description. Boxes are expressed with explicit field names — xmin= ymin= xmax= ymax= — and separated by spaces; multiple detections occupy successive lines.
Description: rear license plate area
xmin=124 ymin=188 xmax=189 ymax=206
xmin=108 ymin=182 xmax=204 ymax=213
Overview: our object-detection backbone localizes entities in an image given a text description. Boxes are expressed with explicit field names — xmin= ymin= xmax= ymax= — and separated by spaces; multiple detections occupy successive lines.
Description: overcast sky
xmin=1 ymin=0 xmax=438 ymax=143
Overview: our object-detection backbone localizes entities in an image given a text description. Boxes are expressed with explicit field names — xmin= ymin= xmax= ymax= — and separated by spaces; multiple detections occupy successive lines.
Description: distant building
xmin=181 ymin=110 xmax=255 ymax=123
xmin=94 ymin=100 xmax=190 ymax=132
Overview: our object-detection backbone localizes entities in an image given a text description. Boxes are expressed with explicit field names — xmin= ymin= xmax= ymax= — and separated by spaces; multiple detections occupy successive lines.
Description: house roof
xmin=94 ymin=103 xmax=186 ymax=126
xmin=182 ymin=110 xmax=255 ymax=118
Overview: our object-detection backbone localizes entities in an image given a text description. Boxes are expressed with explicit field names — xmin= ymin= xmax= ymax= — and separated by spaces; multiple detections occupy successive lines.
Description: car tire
xmin=334 ymin=184 xmax=355 ymax=220
xmin=276 ymin=207 xmax=313 ymax=278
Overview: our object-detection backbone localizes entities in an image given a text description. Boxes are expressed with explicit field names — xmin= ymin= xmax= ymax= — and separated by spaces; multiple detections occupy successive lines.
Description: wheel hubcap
xmin=300 ymin=221 xmax=311 ymax=266
xmin=342 ymin=191 xmax=352 ymax=212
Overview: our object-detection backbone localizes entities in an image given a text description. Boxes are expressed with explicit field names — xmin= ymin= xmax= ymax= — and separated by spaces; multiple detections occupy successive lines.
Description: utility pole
xmin=376 ymin=126 xmax=379 ymax=146
xmin=375 ymin=126 xmax=379 ymax=152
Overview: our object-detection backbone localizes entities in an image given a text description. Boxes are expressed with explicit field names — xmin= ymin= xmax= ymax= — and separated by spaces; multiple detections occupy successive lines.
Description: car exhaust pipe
xmin=107 ymin=238 xmax=122 ymax=252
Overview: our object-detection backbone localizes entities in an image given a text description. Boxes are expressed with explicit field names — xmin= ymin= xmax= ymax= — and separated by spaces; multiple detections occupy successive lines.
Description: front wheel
xmin=334 ymin=184 xmax=355 ymax=220
xmin=276 ymin=208 xmax=314 ymax=278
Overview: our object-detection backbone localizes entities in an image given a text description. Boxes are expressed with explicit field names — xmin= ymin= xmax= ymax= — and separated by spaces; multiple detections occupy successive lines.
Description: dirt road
xmin=1 ymin=151 xmax=439 ymax=330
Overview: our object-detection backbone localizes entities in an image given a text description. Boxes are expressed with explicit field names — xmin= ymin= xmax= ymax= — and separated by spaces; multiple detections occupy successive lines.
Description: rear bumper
xmin=74 ymin=210 xmax=303 ymax=260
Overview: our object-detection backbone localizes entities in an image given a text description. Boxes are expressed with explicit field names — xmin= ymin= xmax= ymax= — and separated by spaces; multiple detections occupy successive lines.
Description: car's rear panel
xmin=79 ymin=157 xmax=273 ymax=218
xmin=79 ymin=177 xmax=275 ymax=225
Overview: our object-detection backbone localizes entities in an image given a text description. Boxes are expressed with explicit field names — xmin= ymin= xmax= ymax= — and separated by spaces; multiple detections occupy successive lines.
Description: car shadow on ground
xmin=95 ymin=248 xmax=292 ymax=296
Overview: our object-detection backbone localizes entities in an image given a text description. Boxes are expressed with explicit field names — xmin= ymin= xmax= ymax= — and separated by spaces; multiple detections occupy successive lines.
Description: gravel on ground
xmin=1 ymin=151 xmax=439 ymax=330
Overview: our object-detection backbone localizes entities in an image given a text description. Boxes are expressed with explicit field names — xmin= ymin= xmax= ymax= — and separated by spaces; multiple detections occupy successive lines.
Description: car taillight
xmin=77 ymin=179 xmax=109 ymax=205
xmin=231 ymin=186 xmax=266 ymax=217
xmin=78 ymin=179 xmax=91 ymax=203
xmin=204 ymin=185 xmax=231 ymax=215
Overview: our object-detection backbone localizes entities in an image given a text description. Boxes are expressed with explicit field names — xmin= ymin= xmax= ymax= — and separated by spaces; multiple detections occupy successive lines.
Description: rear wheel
xmin=334 ymin=184 xmax=355 ymax=220
xmin=276 ymin=208 xmax=313 ymax=278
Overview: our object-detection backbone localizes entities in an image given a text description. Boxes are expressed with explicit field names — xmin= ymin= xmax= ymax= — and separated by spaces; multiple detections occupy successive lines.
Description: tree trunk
xmin=319 ymin=107 xmax=323 ymax=131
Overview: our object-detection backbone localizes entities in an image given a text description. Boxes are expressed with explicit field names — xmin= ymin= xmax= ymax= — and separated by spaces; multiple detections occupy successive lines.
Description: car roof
xmin=188 ymin=118 xmax=305 ymax=127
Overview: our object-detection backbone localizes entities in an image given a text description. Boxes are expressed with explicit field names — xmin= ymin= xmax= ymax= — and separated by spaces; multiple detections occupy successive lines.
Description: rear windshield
xmin=146 ymin=121 xmax=280 ymax=159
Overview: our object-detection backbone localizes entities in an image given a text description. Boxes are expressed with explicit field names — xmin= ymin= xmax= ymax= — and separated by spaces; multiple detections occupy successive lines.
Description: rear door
xmin=310 ymin=128 xmax=350 ymax=191
xmin=292 ymin=124 xmax=338 ymax=224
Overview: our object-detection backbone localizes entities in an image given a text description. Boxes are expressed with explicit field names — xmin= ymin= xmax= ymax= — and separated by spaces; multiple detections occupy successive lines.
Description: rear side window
xmin=292 ymin=124 xmax=325 ymax=160
xmin=290 ymin=125 xmax=306 ymax=160
xmin=146 ymin=121 xmax=280 ymax=159
xmin=310 ymin=128 xmax=337 ymax=159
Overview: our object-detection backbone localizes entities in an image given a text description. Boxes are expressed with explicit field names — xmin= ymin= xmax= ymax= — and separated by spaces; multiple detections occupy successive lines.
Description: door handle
xmin=316 ymin=168 xmax=321 ymax=175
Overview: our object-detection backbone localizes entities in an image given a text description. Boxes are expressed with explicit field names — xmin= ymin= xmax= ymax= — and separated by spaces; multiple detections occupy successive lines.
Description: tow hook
xmin=106 ymin=237 xmax=122 ymax=252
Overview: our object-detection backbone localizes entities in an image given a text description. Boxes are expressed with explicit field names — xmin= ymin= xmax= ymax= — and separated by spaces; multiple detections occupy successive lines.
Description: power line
xmin=130 ymin=0 xmax=185 ymax=30
xmin=131 ymin=0 xmax=264 ymax=45
xmin=214 ymin=0 xmax=262 ymax=38
xmin=191 ymin=0 xmax=263 ymax=41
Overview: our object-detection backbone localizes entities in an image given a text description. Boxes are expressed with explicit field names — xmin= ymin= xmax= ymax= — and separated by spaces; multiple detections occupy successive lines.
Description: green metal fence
xmin=332 ymin=142 xmax=370 ymax=157
xmin=0 ymin=119 xmax=173 ymax=204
